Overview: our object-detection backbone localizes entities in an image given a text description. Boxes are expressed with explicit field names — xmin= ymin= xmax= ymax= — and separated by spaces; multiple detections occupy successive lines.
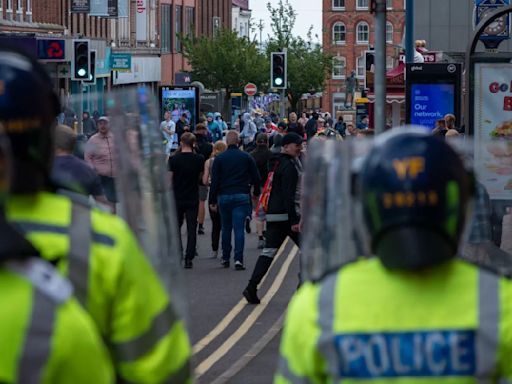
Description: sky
xmin=250 ymin=0 xmax=323 ymax=45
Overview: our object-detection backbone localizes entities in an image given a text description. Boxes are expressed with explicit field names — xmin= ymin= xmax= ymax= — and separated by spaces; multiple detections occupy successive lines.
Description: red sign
xmin=37 ymin=39 xmax=65 ymax=61
xmin=244 ymin=83 xmax=257 ymax=96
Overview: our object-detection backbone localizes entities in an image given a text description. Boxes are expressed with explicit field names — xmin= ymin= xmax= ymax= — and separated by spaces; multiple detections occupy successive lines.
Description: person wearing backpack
xmin=243 ymin=132 xmax=303 ymax=304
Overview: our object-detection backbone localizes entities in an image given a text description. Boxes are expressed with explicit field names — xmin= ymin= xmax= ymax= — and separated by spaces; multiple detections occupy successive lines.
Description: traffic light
xmin=83 ymin=50 xmax=96 ymax=85
xmin=271 ymin=51 xmax=287 ymax=89
xmin=72 ymin=39 xmax=90 ymax=81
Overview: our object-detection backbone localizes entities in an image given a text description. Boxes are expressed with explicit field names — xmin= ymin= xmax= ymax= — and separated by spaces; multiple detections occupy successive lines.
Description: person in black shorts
xmin=168 ymin=132 xmax=205 ymax=268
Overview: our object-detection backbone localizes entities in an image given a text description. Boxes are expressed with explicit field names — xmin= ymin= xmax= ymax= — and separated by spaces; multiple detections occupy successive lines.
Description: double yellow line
xmin=193 ymin=237 xmax=299 ymax=379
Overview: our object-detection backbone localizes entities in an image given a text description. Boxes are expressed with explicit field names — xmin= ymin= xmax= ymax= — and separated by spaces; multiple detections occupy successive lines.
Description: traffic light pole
xmin=79 ymin=81 xmax=84 ymax=134
xmin=280 ymin=89 xmax=286 ymax=120
xmin=374 ymin=0 xmax=387 ymax=134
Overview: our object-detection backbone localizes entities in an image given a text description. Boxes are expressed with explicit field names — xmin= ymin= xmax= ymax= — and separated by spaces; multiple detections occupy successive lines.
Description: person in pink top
xmin=84 ymin=116 xmax=117 ymax=212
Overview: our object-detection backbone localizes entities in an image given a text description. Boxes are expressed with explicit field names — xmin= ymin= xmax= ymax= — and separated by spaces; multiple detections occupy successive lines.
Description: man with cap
xmin=243 ymin=132 xmax=303 ymax=304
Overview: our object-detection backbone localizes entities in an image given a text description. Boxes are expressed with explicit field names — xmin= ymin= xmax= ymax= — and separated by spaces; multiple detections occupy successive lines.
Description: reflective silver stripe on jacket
xmin=276 ymin=355 xmax=311 ymax=384
xmin=316 ymin=272 xmax=342 ymax=381
xmin=68 ymin=202 xmax=92 ymax=306
xmin=111 ymin=303 xmax=179 ymax=362
xmin=18 ymin=288 xmax=57 ymax=383
xmin=476 ymin=268 xmax=500 ymax=382
xmin=266 ymin=213 xmax=289 ymax=222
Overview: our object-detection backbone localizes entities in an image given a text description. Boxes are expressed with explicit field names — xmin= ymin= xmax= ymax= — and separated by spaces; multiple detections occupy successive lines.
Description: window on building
xmin=357 ymin=0 xmax=369 ymax=9
xmin=6 ymin=0 xmax=13 ymax=20
xmin=332 ymin=0 xmax=345 ymax=9
xmin=185 ymin=6 xmax=194 ymax=37
xmin=356 ymin=22 xmax=369 ymax=44
xmin=386 ymin=56 xmax=394 ymax=70
xmin=332 ymin=56 xmax=346 ymax=79
xmin=161 ymin=4 xmax=172 ymax=53
xmin=332 ymin=22 xmax=346 ymax=44
xmin=240 ymin=23 xmax=244 ymax=36
xmin=16 ymin=0 xmax=22 ymax=20
xmin=26 ymin=0 xmax=32 ymax=22
xmin=356 ymin=55 xmax=365 ymax=78
xmin=213 ymin=16 xmax=221 ymax=35
xmin=175 ymin=5 xmax=182 ymax=52
xmin=387 ymin=0 xmax=393 ymax=9
xmin=386 ymin=22 xmax=393 ymax=43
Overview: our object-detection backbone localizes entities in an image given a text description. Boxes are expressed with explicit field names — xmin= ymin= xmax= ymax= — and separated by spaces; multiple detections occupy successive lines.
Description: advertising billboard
xmin=160 ymin=86 xmax=199 ymax=128
xmin=406 ymin=63 xmax=462 ymax=129
xmin=409 ymin=83 xmax=455 ymax=128
xmin=474 ymin=62 xmax=512 ymax=200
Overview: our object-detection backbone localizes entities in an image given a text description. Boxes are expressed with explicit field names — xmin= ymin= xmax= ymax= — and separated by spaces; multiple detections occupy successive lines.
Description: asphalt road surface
xmin=182 ymin=217 xmax=300 ymax=384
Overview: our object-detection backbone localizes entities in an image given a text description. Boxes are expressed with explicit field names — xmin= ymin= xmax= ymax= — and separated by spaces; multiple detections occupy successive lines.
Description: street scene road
xmin=184 ymin=220 xmax=299 ymax=384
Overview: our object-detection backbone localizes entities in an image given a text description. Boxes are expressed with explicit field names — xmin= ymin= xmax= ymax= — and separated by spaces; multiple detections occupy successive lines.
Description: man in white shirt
xmin=160 ymin=111 xmax=178 ymax=155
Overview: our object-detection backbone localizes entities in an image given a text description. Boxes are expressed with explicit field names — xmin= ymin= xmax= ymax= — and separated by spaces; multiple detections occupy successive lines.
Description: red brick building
xmin=322 ymin=0 xmax=405 ymax=115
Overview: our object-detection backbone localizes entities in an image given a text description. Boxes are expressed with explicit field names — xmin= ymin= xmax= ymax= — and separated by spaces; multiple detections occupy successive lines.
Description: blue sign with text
xmin=410 ymin=84 xmax=455 ymax=129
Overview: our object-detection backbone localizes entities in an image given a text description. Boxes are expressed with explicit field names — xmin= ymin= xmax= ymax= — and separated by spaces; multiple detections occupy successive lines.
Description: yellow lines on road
xmin=195 ymin=240 xmax=298 ymax=378
xmin=192 ymin=240 xmax=289 ymax=355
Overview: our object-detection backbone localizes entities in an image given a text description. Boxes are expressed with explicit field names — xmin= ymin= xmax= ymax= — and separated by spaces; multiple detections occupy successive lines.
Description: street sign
xmin=244 ymin=83 xmax=257 ymax=96
xmin=110 ymin=53 xmax=131 ymax=71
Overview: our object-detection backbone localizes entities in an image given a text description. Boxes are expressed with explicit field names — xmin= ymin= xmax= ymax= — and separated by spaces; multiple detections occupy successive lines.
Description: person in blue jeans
xmin=209 ymin=130 xmax=261 ymax=270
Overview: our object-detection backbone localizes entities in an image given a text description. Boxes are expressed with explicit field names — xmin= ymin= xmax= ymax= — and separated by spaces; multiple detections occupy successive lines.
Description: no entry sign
xmin=244 ymin=83 xmax=257 ymax=96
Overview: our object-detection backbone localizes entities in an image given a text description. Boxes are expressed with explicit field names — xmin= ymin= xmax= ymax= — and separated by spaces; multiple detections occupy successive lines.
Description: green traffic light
xmin=274 ymin=77 xmax=283 ymax=86
xmin=77 ymin=68 xmax=87 ymax=77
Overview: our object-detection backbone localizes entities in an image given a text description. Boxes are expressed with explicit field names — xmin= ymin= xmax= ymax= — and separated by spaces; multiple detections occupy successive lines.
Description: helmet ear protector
xmin=357 ymin=129 xmax=476 ymax=270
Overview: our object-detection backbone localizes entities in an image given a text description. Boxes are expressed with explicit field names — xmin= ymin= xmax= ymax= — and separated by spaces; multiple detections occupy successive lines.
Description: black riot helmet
xmin=0 ymin=42 xmax=61 ymax=193
xmin=359 ymin=128 xmax=474 ymax=270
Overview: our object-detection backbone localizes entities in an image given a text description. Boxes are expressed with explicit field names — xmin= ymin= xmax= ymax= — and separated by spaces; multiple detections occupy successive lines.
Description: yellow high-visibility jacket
xmin=0 ymin=258 xmax=113 ymax=384
xmin=7 ymin=192 xmax=192 ymax=384
xmin=275 ymin=258 xmax=512 ymax=384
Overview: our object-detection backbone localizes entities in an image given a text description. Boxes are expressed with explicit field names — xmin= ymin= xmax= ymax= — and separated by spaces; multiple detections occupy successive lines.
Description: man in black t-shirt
xmin=168 ymin=132 xmax=205 ymax=268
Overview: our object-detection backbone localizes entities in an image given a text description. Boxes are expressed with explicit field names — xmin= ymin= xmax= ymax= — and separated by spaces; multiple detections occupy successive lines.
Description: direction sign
xmin=244 ymin=83 xmax=257 ymax=96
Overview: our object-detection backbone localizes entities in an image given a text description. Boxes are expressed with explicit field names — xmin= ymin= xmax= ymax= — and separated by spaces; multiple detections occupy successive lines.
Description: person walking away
xmin=1 ymin=43 xmax=192 ymax=383
xmin=209 ymin=130 xmax=261 ymax=270
xmin=203 ymin=140 xmax=228 ymax=258
xmin=169 ymin=132 xmax=205 ymax=268
xmin=275 ymin=129 xmax=512 ymax=383
xmin=84 ymin=116 xmax=117 ymax=213
xmin=160 ymin=110 xmax=178 ymax=156
xmin=207 ymin=113 xmax=223 ymax=143
xmin=334 ymin=114 xmax=346 ymax=137
xmin=215 ymin=112 xmax=228 ymax=132
xmin=250 ymin=133 xmax=272 ymax=249
xmin=82 ymin=111 xmax=97 ymax=139
xmin=305 ymin=112 xmax=319 ymax=140
xmin=195 ymin=124 xmax=213 ymax=235
xmin=52 ymin=124 xmax=108 ymax=205
xmin=287 ymin=112 xmax=304 ymax=137
xmin=244 ymin=132 xmax=303 ymax=304
xmin=254 ymin=112 xmax=265 ymax=132
xmin=240 ymin=112 xmax=257 ymax=151
xmin=176 ymin=112 xmax=189 ymax=143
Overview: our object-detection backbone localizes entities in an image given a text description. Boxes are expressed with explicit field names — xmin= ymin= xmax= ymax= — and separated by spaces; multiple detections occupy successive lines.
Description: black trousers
xmin=176 ymin=201 xmax=199 ymax=261
xmin=209 ymin=206 xmax=222 ymax=252
xmin=265 ymin=221 xmax=300 ymax=250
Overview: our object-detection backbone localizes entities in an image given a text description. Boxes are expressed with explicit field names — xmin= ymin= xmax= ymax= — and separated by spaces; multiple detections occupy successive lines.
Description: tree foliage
xmin=266 ymin=0 xmax=333 ymax=112
xmin=181 ymin=28 xmax=268 ymax=97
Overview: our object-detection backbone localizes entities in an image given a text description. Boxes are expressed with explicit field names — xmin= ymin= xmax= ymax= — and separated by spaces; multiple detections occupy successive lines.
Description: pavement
xmin=181 ymin=216 xmax=300 ymax=383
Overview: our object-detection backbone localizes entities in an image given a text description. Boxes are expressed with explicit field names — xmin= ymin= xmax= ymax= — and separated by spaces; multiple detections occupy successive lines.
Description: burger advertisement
xmin=475 ymin=63 xmax=512 ymax=199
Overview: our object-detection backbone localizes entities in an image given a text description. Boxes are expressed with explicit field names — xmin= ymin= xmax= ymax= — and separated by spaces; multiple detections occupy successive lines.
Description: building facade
xmin=197 ymin=0 xmax=231 ymax=38
xmin=232 ymin=0 xmax=250 ymax=38
xmin=322 ymin=0 xmax=405 ymax=116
